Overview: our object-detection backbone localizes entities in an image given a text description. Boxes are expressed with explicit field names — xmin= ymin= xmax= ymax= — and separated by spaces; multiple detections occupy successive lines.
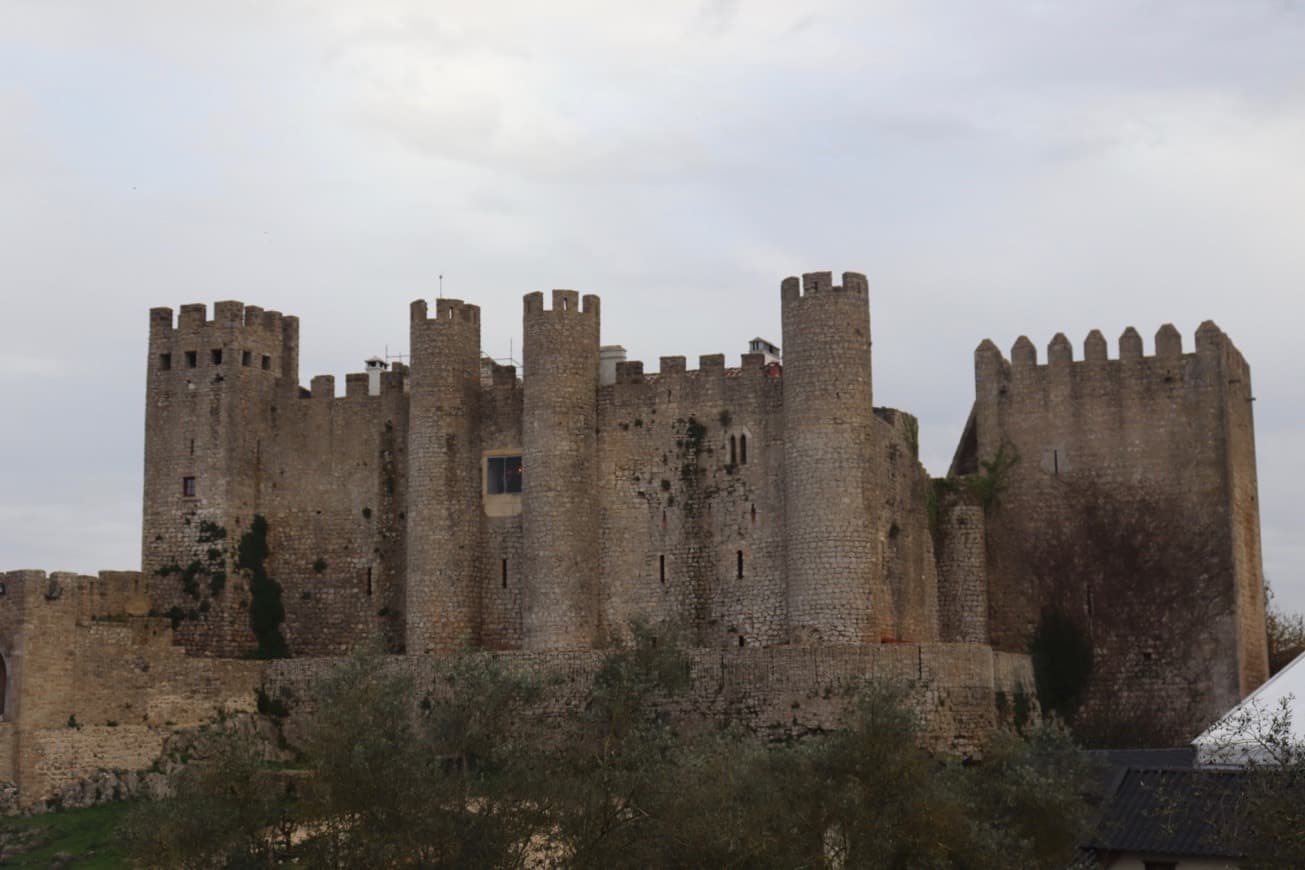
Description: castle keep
xmin=0 ymin=270 xmax=1270 ymax=806
xmin=140 ymin=274 xmax=948 ymax=656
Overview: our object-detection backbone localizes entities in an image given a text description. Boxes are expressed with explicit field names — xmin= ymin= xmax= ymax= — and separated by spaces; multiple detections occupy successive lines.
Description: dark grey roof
xmin=1091 ymin=747 xmax=1196 ymax=770
xmin=1086 ymin=767 xmax=1245 ymax=858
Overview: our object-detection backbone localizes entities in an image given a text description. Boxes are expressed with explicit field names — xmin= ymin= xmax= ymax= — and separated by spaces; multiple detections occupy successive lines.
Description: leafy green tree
xmin=122 ymin=629 xmax=1098 ymax=869
xmin=1265 ymin=579 xmax=1305 ymax=676
xmin=295 ymin=643 xmax=539 ymax=869
xmin=117 ymin=719 xmax=295 ymax=869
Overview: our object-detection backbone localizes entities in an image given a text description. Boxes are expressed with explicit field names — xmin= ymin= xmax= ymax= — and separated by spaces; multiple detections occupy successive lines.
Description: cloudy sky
xmin=2 ymin=1 xmax=1302 ymax=610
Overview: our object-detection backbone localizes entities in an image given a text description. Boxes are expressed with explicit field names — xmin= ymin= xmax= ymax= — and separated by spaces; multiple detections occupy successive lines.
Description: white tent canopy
xmin=1193 ymin=651 xmax=1305 ymax=766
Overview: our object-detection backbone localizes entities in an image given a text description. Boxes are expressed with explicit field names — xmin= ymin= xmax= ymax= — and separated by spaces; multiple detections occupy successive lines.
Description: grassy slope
xmin=0 ymin=803 xmax=131 ymax=868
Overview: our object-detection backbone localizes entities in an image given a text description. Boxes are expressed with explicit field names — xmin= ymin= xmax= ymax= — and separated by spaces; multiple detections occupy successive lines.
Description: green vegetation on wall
xmin=236 ymin=515 xmax=289 ymax=659
xmin=1030 ymin=608 xmax=1093 ymax=725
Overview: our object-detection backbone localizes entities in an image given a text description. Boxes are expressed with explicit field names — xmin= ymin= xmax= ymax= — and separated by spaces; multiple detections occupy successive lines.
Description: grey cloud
xmin=2 ymin=0 xmax=1303 ymax=618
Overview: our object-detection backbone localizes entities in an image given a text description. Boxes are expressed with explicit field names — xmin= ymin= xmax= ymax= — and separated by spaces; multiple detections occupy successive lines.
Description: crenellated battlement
xmin=607 ymin=352 xmax=769 ymax=388
xmin=0 ymin=569 xmax=150 ymax=625
xmin=150 ymin=301 xmax=295 ymax=337
xmin=781 ymin=270 xmax=869 ymax=303
xmin=977 ymin=321 xmax=1248 ymax=382
xmin=303 ymin=367 xmax=408 ymax=401
xmin=523 ymin=290 xmax=600 ymax=317
xmin=147 ymin=300 xmax=299 ymax=383
xmin=411 ymin=297 xmax=481 ymax=325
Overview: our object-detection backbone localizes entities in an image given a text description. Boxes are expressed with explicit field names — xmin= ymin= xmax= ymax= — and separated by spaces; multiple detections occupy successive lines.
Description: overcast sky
xmin=2 ymin=0 xmax=1302 ymax=611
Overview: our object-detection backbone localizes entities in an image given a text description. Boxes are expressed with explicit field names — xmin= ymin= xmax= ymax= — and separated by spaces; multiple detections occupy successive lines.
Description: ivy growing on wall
xmin=237 ymin=514 xmax=289 ymax=659
xmin=1030 ymin=608 xmax=1093 ymax=725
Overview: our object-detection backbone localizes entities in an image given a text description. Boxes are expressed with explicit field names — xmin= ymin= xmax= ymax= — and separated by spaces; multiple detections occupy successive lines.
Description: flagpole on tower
xmin=438 ymin=274 xmax=443 ymax=299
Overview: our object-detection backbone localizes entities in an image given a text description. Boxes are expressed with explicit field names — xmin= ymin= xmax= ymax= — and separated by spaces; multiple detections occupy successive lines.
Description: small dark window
xmin=739 ymin=434 xmax=748 ymax=465
xmin=737 ymin=550 xmax=744 ymax=580
xmin=738 ymin=635 xmax=745 ymax=647
xmin=487 ymin=456 xmax=523 ymax=494
xmin=751 ymin=504 xmax=757 ymax=525
xmin=182 ymin=476 xmax=196 ymax=497
xmin=1143 ymin=862 xmax=1177 ymax=870
xmin=185 ymin=351 xmax=198 ymax=368
xmin=159 ymin=353 xmax=172 ymax=371
xmin=501 ymin=559 xmax=508 ymax=588
xmin=211 ymin=349 xmax=223 ymax=365
xmin=366 ymin=567 xmax=373 ymax=596
xmin=1052 ymin=449 xmax=1059 ymax=475
xmin=261 ymin=354 xmax=272 ymax=371
xmin=659 ymin=555 xmax=666 ymax=583
xmin=189 ymin=438 xmax=194 ymax=455
xmin=729 ymin=435 xmax=737 ymax=465
xmin=241 ymin=350 xmax=252 ymax=367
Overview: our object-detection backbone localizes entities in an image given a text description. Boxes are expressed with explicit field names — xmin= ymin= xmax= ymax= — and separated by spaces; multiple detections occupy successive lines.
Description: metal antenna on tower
xmin=438 ymin=274 xmax=443 ymax=299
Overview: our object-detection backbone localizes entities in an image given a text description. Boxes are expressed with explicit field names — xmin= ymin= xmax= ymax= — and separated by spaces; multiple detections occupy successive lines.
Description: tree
xmin=294 ymin=643 xmax=540 ymax=869
xmin=122 ymin=630 xmax=1098 ymax=868
xmin=117 ymin=717 xmax=295 ymax=869
xmin=1265 ymin=579 xmax=1305 ymax=676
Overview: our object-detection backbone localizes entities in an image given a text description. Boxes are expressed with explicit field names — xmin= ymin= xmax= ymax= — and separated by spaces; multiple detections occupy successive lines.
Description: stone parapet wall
xmin=265 ymin=643 xmax=1034 ymax=756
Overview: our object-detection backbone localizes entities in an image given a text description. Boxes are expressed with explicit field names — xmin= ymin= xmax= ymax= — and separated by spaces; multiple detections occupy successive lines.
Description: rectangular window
xmin=241 ymin=350 xmax=252 ymax=367
xmin=261 ymin=354 xmax=272 ymax=371
xmin=211 ymin=349 xmax=223 ymax=365
xmin=737 ymin=550 xmax=744 ymax=579
xmin=159 ymin=353 xmax=172 ymax=371
xmin=185 ymin=351 xmax=198 ymax=368
xmin=182 ymin=476 xmax=196 ymax=497
xmin=501 ymin=559 xmax=508 ymax=588
xmin=487 ymin=456 xmax=523 ymax=494
xmin=659 ymin=554 xmax=666 ymax=583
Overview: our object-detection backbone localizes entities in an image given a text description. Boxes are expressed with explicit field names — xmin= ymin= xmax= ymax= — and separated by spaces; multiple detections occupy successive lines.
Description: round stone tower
xmin=521 ymin=290 xmax=601 ymax=650
xmin=781 ymin=271 xmax=877 ymax=643
xmin=406 ymin=298 xmax=482 ymax=654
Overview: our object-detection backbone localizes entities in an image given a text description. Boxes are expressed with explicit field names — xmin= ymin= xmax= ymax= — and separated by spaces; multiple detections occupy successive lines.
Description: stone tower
xmin=142 ymin=301 xmax=299 ymax=655
xmin=961 ymin=320 xmax=1269 ymax=743
xmin=406 ymin=298 xmax=482 ymax=653
xmin=521 ymin=290 xmax=601 ymax=650
xmin=781 ymin=272 xmax=877 ymax=643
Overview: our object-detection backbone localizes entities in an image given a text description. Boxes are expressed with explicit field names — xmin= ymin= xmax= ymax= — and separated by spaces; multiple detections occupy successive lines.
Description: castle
xmin=0 ymin=270 xmax=1270 ymax=807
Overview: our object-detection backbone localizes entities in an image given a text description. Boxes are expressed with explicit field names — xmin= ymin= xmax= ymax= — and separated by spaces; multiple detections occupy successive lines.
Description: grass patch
xmin=0 ymin=801 xmax=133 ymax=868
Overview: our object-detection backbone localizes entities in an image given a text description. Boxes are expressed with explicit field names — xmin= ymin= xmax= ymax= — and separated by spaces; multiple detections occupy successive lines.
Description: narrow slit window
xmin=737 ymin=550 xmax=744 ymax=580
xmin=750 ymin=504 xmax=757 ymax=525
xmin=159 ymin=353 xmax=172 ymax=371
xmin=501 ymin=559 xmax=508 ymax=588
xmin=739 ymin=434 xmax=748 ymax=465
xmin=659 ymin=554 xmax=665 ymax=583
xmin=487 ymin=456 xmax=523 ymax=494
xmin=261 ymin=354 xmax=272 ymax=371
xmin=182 ymin=476 xmax=196 ymax=497
xmin=366 ymin=567 xmax=373 ymax=596
xmin=1053 ymin=449 xmax=1059 ymax=475
xmin=729 ymin=435 xmax=737 ymax=465
xmin=185 ymin=351 xmax=198 ymax=369
xmin=189 ymin=438 xmax=195 ymax=455
xmin=241 ymin=350 xmax=252 ymax=367
xmin=738 ymin=635 xmax=745 ymax=647
xmin=211 ymin=349 xmax=223 ymax=365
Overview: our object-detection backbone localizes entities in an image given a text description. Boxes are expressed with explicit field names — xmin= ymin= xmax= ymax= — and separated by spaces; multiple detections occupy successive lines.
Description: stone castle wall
xmin=961 ymin=323 xmax=1269 ymax=743
xmin=263 ymin=643 xmax=1036 ymax=757
xmin=0 ymin=267 xmax=1261 ymax=814
xmin=140 ymin=274 xmax=947 ymax=657
xmin=0 ymin=571 xmax=261 ymax=808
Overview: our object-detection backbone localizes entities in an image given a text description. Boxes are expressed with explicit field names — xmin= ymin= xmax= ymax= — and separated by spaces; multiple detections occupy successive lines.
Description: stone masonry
xmin=0 ymin=268 xmax=1272 ymax=804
